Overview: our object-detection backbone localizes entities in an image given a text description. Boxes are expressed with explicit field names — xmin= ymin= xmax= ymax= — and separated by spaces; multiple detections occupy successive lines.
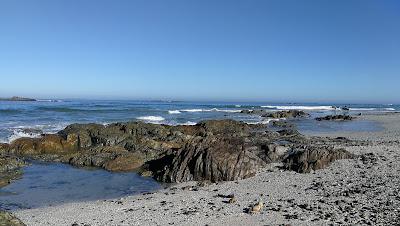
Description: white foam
xmin=180 ymin=121 xmax=197 ymax=126
xmin=168 ymin=110 xmax=181 ymax=114
xmin=261 ymin=105 xmax=336 ymax=111
xmin=8 ymin=130 xmax=42 ymax=143
xmin=181 ymin=109 xmax=204 ymax=112
xmin=384 ymin=108 xmax=396 ymax=111
xmin=136 ymin=116 xmax=165 ymax=122
xmin=216 ymin=109 xmax=242 ymax=113
xmin=235 ymin=105 xmax=241 ymax=108
xmin=246 ymin=118 xmax=284 ymax=125
xmin=37 ymin=99 xmax=62 ymax=102
xmin=349 ymin=108 xmax=376 ymax=111
xmin=181 ymin=108 xmax=241 ymax=113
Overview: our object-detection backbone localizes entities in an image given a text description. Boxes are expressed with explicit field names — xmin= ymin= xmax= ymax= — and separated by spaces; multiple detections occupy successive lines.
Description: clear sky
xmin=0 ymin=0 xmax=399 ymax=103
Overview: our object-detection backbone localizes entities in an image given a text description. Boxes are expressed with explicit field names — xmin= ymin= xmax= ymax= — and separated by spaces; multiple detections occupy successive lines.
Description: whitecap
xmin=181 ymin=108 xmax=241 ymax=113
xmin=261 ymin=105 xmax=336 ymax=111
xmin=349 ymin=108 xmax=376 ymax=111
xmin=246 ymin=118 xmax=284 ymax=125
xmin=181 ymin=109 xmax=204 ymax=112
xmin=137 ymin=116 xmax=165 ymax=122
xmin=180 ymin=121 xmax=197 ymax=126
xmin=8 ymin=129 xmax=42 ymax=143
xmin=168 ymin=110 xmax=181 ymax=114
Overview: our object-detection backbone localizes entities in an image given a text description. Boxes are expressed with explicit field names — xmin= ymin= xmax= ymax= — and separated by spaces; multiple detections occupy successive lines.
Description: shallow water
xmin=294 ymin=118 xmax=384 ymax=135
xmin=0 ymin=162 xmax=162 ymax=210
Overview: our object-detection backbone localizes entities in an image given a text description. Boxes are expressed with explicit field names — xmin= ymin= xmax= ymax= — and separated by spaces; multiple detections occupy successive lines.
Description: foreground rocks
xmin=0 ymin=120 xmax=352 ymax=183
xmin=0 ymin=145 xmax=25 ymax=187
xmin=284 ymin=147 xmax=354 ymax=173
xmin=316 ymin=115 xmax=354 ymax=121
xmin=0 ymin=147 xmax=26 ymax=226
xmin=0 ymin=211 xmax=25 ymax=226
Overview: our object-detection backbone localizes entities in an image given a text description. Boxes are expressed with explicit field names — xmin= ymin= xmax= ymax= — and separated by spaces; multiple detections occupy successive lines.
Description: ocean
xmin=0 ymin=99 xmax=397 ymax=143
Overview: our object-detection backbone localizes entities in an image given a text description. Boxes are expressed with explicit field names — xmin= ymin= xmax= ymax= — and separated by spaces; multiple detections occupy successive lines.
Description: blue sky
xmin=0 ymin=0 xmax=399 ymax=103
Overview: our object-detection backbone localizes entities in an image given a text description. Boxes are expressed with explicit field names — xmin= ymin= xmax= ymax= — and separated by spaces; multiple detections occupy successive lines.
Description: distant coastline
xmin=0 ymin=96 xmax=36 ymax=101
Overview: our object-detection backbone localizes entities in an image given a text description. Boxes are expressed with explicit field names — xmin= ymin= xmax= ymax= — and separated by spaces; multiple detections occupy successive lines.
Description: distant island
xmin=0 ymin=96 xmax=36 ymax=101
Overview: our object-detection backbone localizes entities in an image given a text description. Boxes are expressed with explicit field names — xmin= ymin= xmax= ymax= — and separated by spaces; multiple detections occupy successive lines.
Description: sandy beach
xmin=12 ymin=113 xmax=400 ymax=226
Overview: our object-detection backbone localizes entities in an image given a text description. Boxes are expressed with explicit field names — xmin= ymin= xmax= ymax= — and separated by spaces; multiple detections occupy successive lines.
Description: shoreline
xmin=10 ymin=113 xmax=400 ymax=225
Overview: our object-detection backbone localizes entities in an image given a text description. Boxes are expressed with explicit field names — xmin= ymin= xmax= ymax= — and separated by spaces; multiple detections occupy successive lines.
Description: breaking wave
xmin=262 ymin=105 xmax=336 ymax=111
xmin=180 ymin=108 xmax=242 ymax=113
xmin=168 ymin=110 xmax=181 ymax=114
xmin=136 ymin=116 xmax=165 ymax=122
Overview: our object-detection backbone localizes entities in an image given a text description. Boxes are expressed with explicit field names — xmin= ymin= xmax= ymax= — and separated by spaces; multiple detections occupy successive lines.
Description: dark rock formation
xmin=240 ymin=109 xmax=309 ymax=119
xmin=0 ymin=96 xmax=36 ymax=101
xmin=271 ymin=120 xmax=295 ymax=128
xmin=263 ymin=110 xmax=309 ymax=119
xmin=0 ymin=144 xmax=26 ymax=188
xmin=316 ymin=115 xmax=354 ymax=121
xmin=1 ymin=119 xmax=353 ymax=183
xmin=283 ymin=147 xmax=354 ymax=173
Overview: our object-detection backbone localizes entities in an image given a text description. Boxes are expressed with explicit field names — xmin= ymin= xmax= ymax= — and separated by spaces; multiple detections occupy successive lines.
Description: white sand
xmin=13 ymin=113 xmax=400 ymax=225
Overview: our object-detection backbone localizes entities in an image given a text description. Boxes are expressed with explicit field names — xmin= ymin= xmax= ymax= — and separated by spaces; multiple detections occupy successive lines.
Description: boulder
xmin=147 ymin=136 xmax=267 ymax=182
xmin=283 ymin=147 xmax=353 ymax=173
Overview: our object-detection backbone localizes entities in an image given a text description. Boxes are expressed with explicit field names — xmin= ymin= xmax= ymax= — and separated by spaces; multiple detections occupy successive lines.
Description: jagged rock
xmin=315 ymin=115 xmax=354 ymax=121
xmin=284 ymin=147 xmax=354 ymax=173
xmin=147 ymin=135 xmax=268 ymax=182
xmin=4 ymin=119 xmax=352 ymax=183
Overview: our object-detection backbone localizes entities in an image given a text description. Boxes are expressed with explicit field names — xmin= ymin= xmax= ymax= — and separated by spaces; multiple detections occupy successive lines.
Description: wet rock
xmin=5 ymin=119 xmax=352 ymax=183
xmin=271 ymin=121 xmax=295 ymax=128
xmin=0 ymin=152 xmax=25 ymax=187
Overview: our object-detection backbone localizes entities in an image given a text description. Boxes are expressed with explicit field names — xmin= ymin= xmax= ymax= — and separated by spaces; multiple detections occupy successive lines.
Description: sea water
xmin=0 ymin=99 xmax=397 ymax=143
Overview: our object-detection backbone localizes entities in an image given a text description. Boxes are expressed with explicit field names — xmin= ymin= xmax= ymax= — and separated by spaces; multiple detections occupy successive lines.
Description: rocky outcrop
xmin=316 ymin=115 xmax=354 ymax=121
xmin=283 ymin=147 xmax=354 ymax=173
xmin=241 ymin=109 xmax=309 ymax=119
xmin=0 ymin=145 xmax=26 ymax=188
xmin=1 ymin=120 xmax=353 ymax=183
xmin=263 ymin=110 xmax=309 ymax=119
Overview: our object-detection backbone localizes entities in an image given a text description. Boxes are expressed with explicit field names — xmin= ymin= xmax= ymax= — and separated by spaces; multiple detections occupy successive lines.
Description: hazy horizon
xmin=1 ymin=0 xmax=399 ymax=103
